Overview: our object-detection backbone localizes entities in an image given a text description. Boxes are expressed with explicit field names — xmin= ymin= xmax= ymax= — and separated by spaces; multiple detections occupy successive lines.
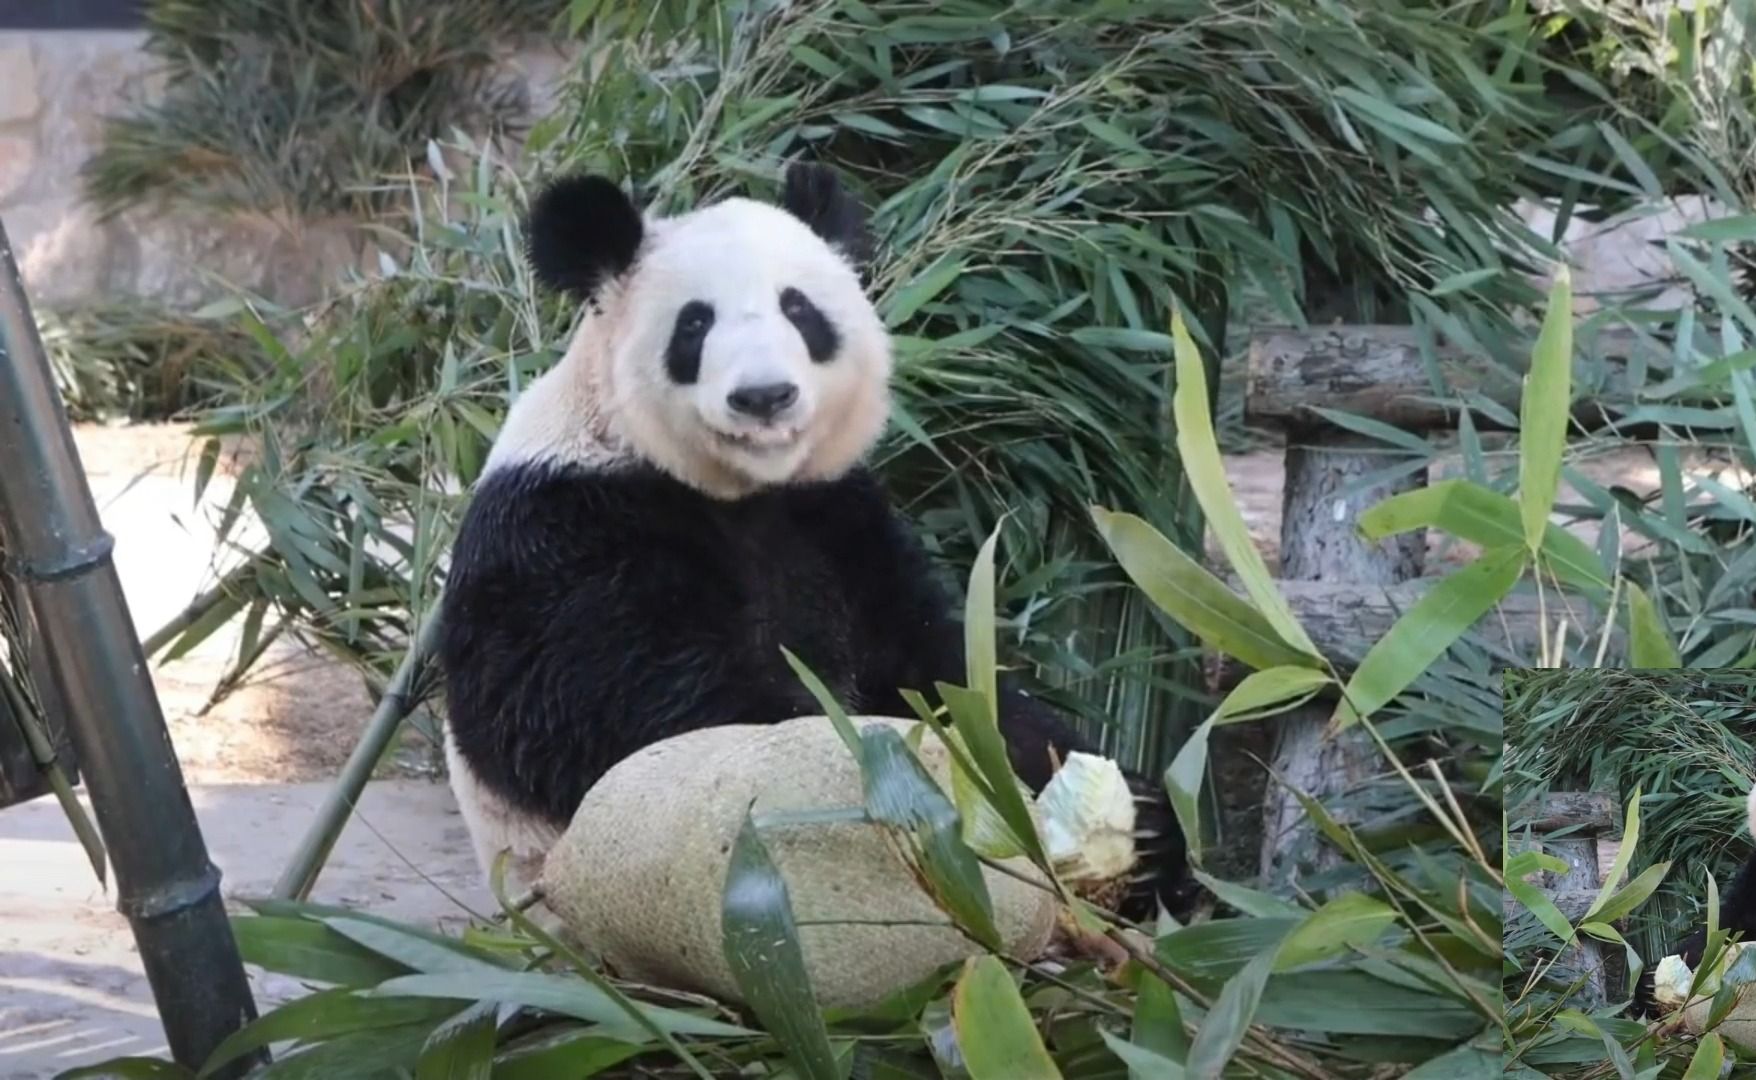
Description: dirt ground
xmin=66 ymin=422 xmax=428 ymax=785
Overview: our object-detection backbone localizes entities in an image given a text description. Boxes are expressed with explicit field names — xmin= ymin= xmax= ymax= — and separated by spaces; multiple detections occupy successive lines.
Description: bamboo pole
xmin=140 ymin=558 xmax=259 ymax=660
xmin=0 ymin=221 xmax=265 ymax=1075
xmin=271 ymin=609 xmax=443 ymax=900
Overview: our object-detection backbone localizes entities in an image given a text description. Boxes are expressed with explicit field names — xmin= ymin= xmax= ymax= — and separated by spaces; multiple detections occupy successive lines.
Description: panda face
xmin=610 ymin=197 xmax=887 ymax=490
xmin=509 ymin=164 xmax=891 ymax=498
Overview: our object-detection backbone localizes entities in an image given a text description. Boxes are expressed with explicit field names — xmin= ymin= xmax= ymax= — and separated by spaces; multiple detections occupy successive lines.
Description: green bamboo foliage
xmin=81 ymin=0 xmax=567 ymax=221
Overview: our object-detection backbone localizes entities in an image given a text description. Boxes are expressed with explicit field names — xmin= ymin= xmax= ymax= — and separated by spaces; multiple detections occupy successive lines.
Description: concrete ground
xmin=0 ymin=420 xmax=1720 ymax=1079
xmin=0 ymin=781 xmax=487 ymax=1079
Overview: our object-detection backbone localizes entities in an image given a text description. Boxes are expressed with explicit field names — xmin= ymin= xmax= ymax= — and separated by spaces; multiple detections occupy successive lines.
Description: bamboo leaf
xmin=1186 ymin=946 xmax=1276 ymax=1080
xmin=244 ymin=1022 xmax=444 ymax=1079
xmin=1401 ymin=1039 xmax=1501 ymax=1079
xmin=1359 ymin=479 xmax=1607 ymax=592
xmin=1129 ymin=964 xmax=1188 ymax=1077
xmin=721 ymin=812 xmax=840 ymax=1080
xmin=1333 ymin=86 xmax=1467 ymax=145
xmin=1683 ymin=1033 xmax=1726 ymax=1080
xmin=489 ymin=1031 xmax=644 ymax=1080
xmin=1584 ymin=785 xmax=1642 ymax=922
xmin=1165 ymin=714 xmax=1213 ymax=867
xmin=371 ymin=972 xmax=748 ymax=1039
xmin=1102 ymin=1030 xmax=1187 ymax=1079
xmin=198 ymin=989 xmax=459 ymax=1078
xmin=232 ymin=915 xmax=411 ymax=987
xmin=884 ymin=255 xmax=966 ymax=327
xmin=1273 ymin=893 xmax=1399 ymax=971
xmin=1213 ymin=666 xmax=1333 ymax=725
xmin=59 ymin=1061 xmax=197 ymax=1080
xmin=1627 ymin=583 xmax=1680 ymax=667
xmin=781 ymin=646 xmax=862 ymax=757
xmin=1169 ymin=310 xmax=1319 ymax=658
xmin=1586 ymin=862 xmax=1671 ymax=927
xmin=323 ymin=917 xmax=509 ymax=976
xmin=858 ymin=725 xmax=1002 ymax=948
xmin=1505 ymin=875 xmax=1575 ymax=945
xmin=1520 ymin=267 xmax=1573 ymax=553
xmin=482 ymin=859 xmax=725 ymax=1079
xmin=951 ymin=956 xmax=1061 ymax=1079
xmin=414 ymin=1002 xmax=497 ymax=1080
xmin=1333 ymin=545 xmax=1527 ymax=727
xmin=1092 ymin=507 xmax=1322 ymax=671
xmin=964 ymin=522 xmax=1000 ymax=720
xmin=937 ymin=683 xmax=1045 ymax=865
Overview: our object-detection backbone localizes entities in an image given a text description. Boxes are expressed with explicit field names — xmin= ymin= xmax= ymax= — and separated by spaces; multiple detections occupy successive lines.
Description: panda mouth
xmin=713 ymin=426 xmax=802 ymax=453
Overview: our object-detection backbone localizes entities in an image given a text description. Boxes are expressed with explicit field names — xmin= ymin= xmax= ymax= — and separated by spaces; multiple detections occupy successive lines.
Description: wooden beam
xmin=1509 ymin=792 xmax=1620 ymax=835
xmin=1247 ymin=324 xmax=1648 ymax=431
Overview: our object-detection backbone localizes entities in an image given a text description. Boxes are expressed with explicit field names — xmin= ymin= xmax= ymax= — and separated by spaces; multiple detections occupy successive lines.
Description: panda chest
xmin=711 ymin=506 xmax=857 ymax=673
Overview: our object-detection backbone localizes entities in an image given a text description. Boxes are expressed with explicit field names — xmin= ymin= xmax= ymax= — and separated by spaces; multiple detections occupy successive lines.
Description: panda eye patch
xmin=779 ymin=287 xmax=840 ymax=364
xmin=666 ymin=300 xmax=716 ymax=384
xmin=676 ymin=303 xmax=714 ymax=337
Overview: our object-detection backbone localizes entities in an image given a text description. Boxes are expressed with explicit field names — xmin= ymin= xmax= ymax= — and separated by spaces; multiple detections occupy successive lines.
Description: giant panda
xmin=437 ymin=160 xmax=1194 ymax=922
xmin=1632 ymin=780 xmax=1756 ymax=1016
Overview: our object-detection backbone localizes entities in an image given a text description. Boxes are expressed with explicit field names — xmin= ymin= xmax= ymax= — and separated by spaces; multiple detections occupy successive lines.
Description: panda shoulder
xmin=455 ymin=459 xmax=681 ymax=559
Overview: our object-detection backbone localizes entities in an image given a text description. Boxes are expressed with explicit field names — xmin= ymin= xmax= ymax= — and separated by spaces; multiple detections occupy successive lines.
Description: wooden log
xmin=1509 ymin=792 xmax=1619 ymax=836
xmin=1260 ymin=434 xmax=1425 ymax=889
xmin=1247 ymin=324 xmax=1645 ymax=431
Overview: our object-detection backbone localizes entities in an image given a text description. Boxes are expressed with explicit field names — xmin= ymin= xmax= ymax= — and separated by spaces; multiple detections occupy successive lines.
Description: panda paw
xmin=1114 ymin=767 xmax=1200 ymax=925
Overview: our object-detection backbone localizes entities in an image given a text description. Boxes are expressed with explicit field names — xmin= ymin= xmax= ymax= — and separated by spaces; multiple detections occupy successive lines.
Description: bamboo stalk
xmin=140 ymin=558 xmax=258 ymax=659
xmin=0 ymin=220 xmax=265 ymax=1076
xmin=271 ymin=608 xmax=444 ymax=900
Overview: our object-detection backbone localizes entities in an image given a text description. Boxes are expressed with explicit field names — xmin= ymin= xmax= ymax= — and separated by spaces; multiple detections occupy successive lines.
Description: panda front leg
xmin=441 ymin=727 xmax=562 ymax=900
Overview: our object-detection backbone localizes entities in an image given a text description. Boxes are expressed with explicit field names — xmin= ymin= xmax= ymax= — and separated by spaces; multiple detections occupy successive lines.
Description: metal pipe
xmin=0 ymin=220 xmax=265 ymax=1076
xmin=271 ymin=609 xmax=442 ymax=900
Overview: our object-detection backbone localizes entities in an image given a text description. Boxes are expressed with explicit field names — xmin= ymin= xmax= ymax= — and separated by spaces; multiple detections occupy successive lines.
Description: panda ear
xmin=781 ymin=162 xmax=872 ymax=267
xmin=524 ymin=174 xmax=645 ymax=301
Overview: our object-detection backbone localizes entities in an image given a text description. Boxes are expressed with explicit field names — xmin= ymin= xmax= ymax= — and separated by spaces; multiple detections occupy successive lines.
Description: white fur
xmin=489 ymin=195 xmax=892 ymax=497
xmin=1744 ymin=780 xmax=1756 ymax=840
xmin=444 ymin=729 xmax=561 ymax=897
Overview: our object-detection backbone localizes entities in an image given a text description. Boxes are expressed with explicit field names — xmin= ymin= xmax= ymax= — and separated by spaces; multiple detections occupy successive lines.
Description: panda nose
xmin=726 ymin=381 xmax=799 ymax=421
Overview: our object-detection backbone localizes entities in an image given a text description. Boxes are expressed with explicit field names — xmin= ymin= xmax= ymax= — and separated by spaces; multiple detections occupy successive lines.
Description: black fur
xmin=780 ymin=162 xmax=873 ymax=267
xmin=1632 ymin=842 xmax=1756 ymax=1016
xmin=665 ymin=300 xmax=715 ymax=384
xmin=524 ymin=174 xmax=645 ymax=302
xmin=439 ymin=460 xmax=1193 ymax=921
xmin=780 ymin=287 xmax=840 ymax=364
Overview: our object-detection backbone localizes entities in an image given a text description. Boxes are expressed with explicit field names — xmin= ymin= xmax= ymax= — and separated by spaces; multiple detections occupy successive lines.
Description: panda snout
xmin=726 ymin=381 xmax=800 ymax=422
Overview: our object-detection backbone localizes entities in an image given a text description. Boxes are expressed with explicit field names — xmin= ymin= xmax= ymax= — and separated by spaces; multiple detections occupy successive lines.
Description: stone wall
xmin=0 ymin=30 xmax=574 ymax=312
